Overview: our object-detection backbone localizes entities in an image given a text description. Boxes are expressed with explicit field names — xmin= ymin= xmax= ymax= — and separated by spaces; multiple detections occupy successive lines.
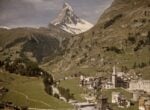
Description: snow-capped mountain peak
xmin=51 ymin=2 xmax=93 ymax=34
xmin=0 ymin=26 xmax=10 ymax=30
xmin=63 ymin=2 xmax=73 ymax=11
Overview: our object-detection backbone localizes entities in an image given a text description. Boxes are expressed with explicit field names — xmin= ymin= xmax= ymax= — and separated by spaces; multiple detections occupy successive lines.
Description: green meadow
xmin=0 ymin=72 xmax=73 ymax=110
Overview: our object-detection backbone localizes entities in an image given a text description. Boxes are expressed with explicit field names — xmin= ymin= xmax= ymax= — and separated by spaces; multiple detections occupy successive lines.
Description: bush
xmin=54 ymin=93 xmax=60 ymax=99
xmin=146 ymin=31 xmax=150 ymax=45
xmin=128 ymin=36 xmax=136 ymax=44
xmin=45 ymin=85 xmax=53 ymax=95
xmin=104 ymin=14 xmax=123 ymax=29
xmin=133 ymin=62 xmax=148 ymax=69
xmin=58 ymin=87 xmax=74 ymax=102
xmin=43 ymin=72 xmax=54 ymax=95
xmin=139 ymin=62 xmax=147 ymax=68
xmin=134 ymin=40 xmax=145 ymax=51
xmin=106 ymin=46 xmax=122 ymax=54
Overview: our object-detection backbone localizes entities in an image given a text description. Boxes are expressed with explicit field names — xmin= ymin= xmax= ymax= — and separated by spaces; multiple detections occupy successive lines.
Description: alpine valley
xmin=0 ymin=0 xmax=150 ymax=110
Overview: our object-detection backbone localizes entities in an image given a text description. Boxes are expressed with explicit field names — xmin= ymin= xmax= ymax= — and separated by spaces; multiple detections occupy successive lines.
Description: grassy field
xmin=59 ymin=78 xmax=86 ymax=101
xmin=0 ymin=72 xmax=73 ymax=110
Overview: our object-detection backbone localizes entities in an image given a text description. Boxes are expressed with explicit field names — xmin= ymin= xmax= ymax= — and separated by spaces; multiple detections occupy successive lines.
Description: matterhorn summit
xmin=51 ymin=2 xmax=93 ymax=34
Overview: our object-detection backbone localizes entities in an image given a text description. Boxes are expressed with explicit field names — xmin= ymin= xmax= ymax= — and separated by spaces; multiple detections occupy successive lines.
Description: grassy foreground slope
xmin=0 ymin=72 xmax=72 ymax=110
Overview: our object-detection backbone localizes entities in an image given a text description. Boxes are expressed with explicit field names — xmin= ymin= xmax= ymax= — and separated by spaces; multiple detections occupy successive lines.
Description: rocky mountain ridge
xmin=51 ymin=2 xmax=93 ymax=34
xmin=0 ymin=25 xmax=71 ymax=63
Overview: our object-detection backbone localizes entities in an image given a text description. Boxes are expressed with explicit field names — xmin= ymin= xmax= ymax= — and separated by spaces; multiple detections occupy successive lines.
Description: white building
xmin=112 ymin=92 xmax=121 ymax=104
xmin=112 ymin=66 xmax=117 ymax=88
xmin=129 ymin=80 xmax=150 ymax=93
xmin=102 ymin=81 xmax=114 ymax=89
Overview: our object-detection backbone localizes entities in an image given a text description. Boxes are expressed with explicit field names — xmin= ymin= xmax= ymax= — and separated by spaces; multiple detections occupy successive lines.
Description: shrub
xmin=54 ymin=93 xmax=60 ymax=99
xmin=104 ymin=14 xmax=123 ymax=29
xmin=106 ymin=46 xmax=122 ymax=54
xmin=128 ymin=36 xmax=136 ymax=44
xmin=58 ymin=87 xmax=74 ymax=102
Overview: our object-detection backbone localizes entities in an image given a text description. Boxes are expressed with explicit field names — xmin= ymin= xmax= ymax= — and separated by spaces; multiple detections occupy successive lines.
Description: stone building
xmin=96 ymin=95 xmax=111 ymax=110
xmin=129 ymin=80 xmax=150 ymax=93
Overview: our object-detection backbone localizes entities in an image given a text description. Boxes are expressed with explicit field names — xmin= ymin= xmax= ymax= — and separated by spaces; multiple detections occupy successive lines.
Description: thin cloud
xmin=0 ymin=0 xmax=113 ymax=27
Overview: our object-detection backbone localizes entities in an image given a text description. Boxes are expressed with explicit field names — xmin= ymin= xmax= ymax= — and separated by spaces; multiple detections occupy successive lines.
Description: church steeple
xmin=113 ymin=65 xmax=116 ymax=75
xmin=112 ymin=65 xmax=117 ymax=88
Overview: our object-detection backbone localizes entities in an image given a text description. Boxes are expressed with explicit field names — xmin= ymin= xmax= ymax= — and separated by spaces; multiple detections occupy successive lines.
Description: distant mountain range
xmin=0 ymin=26 xmax=10 ymax=29
xmin=51 ymin=2 xmax=93 ymax=34
xmin=0 ymin=25 xmax=71 ymax=63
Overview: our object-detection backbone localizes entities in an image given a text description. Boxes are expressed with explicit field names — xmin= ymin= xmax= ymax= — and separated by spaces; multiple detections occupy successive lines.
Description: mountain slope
xmin=48 ymin=0 xmax=150 ymax=79
xmin=51 ymin=2 xmax=93 ymax=34
xmin=0 ymin=25 xmax=71 ymax=63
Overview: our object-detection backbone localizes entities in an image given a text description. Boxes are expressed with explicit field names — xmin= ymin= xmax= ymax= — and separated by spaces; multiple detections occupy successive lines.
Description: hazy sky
xmin=0 ymin=0 xmax=113 ymax=27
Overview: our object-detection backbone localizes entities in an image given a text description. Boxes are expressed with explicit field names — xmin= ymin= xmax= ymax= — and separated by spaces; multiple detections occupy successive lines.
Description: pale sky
xmin=0 ymin=0 xmax=113 ymax=27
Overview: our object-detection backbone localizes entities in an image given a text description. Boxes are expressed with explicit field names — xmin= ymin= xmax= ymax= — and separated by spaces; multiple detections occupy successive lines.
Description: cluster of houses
xmin=80 ymin=75 xmax=101 ymax=90
xmin=79 ymin=66 xmax=136 ymax=91
xmin=79 ymin=66 xmax=150 ymax=110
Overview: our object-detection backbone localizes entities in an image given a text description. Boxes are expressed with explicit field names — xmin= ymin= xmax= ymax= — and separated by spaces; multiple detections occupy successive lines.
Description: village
xmin=0 ymin=65 xmax=150 ymax=110
xmin=70 ymin=66 xmax=150 ymax=110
